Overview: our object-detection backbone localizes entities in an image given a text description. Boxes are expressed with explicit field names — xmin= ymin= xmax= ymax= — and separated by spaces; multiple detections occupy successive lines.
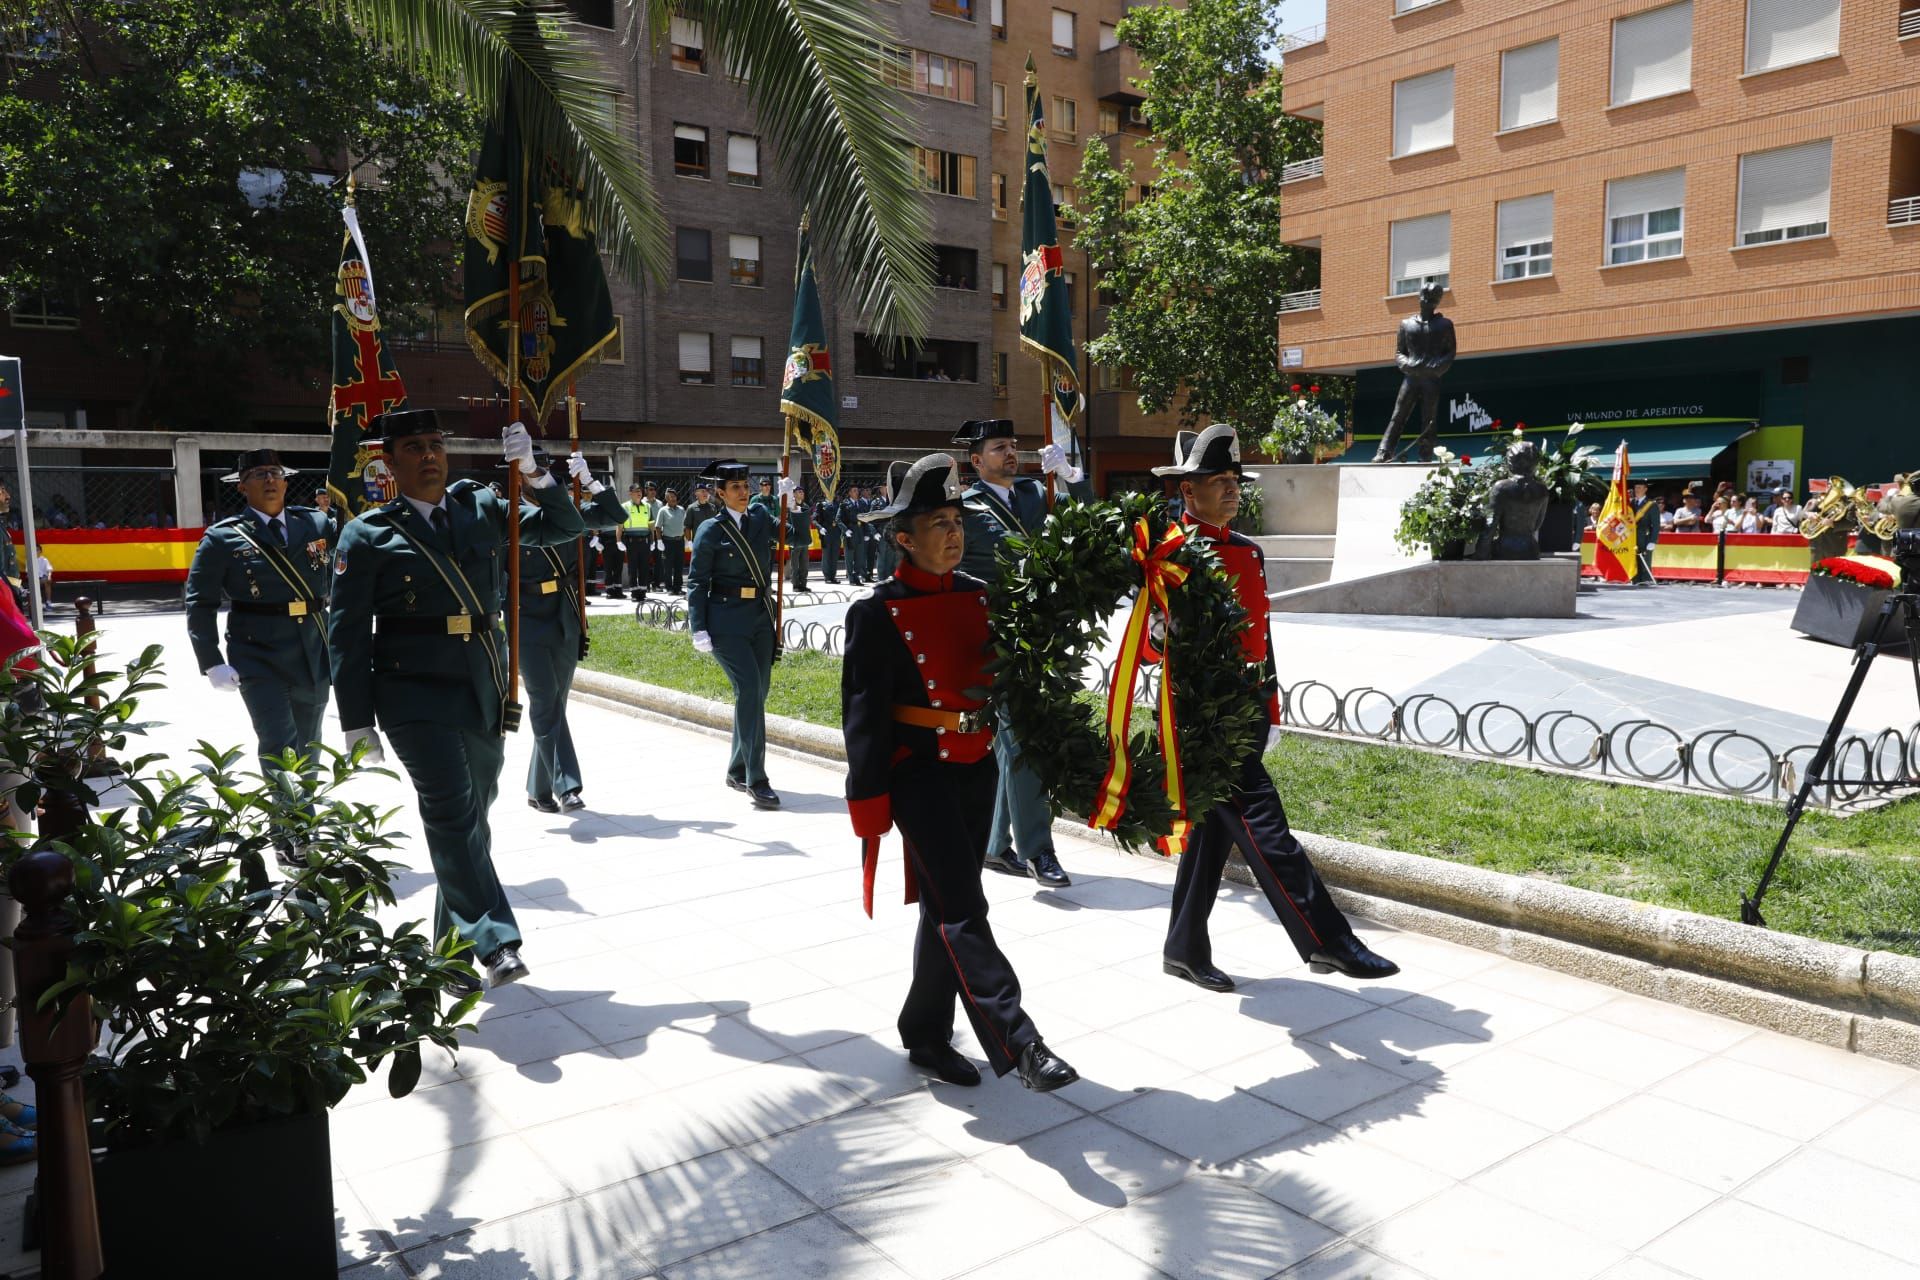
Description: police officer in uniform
xmin=186 ymin=449 xmax=337 ymax=863
xmin=518 ymin=450 xmax=626 ymax=814
xmin=954 ymin=419 xmax=1091 ymax=889
xmin=842 ymin=453 xmax=1078 ymax=1092
xmin=1155 ymin=425 xmax=1399 ymax=992
xmin=786 ymin=479 xmax=814 ymax=593
xmin=619 ymin=483 xmax=651 ymax=598
xmin=840 ymin=485 xmax=869 ymax=584
xmin=688 ymin=459 xmax=790 ymax=809
xmin=686 ymin=482 xmax=722 ymax=548
xmin=816 ymin=489 xmax=845 ymax=584
xmin=1631 ymin=481 xmax=1660 ymax=585
xmin=329 ymin=410 xmax=587 ymax=989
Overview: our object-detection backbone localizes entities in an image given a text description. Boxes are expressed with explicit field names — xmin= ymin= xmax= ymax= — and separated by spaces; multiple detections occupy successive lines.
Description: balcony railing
xmin=1278 ymin=24 xmax=1325 ymax=52
xmin=1278 ymin=288 xmax=1322 ymax=313
xmin=1892 ymin=195 xmax=1920 ymax=226
xmin=1280 ymin=155 xmax=1324 ymax=184
xmin=1902 ymin=8 xmax=1920 ymax=39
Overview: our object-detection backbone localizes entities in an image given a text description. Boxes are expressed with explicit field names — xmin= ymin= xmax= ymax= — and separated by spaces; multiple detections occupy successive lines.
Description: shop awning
xmin=1334 ymin=419 xmax=1756 ymax=478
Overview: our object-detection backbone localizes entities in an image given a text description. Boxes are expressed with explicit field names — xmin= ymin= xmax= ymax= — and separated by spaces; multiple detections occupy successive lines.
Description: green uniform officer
xmin=519 ymin=453 xmax=625 ymax=813
xmin=785 ymin=485 xmax=813 ymax=593
xmin=328 ymin=410 xmax=587 ymax=990
xmin=688 ymin=458 xmax=787 ymax=810
xmin=185 ymin=448 xmax=337 ymax=865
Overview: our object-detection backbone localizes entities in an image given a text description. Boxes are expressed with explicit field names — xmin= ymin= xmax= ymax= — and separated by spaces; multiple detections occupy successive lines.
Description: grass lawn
xmin=584 ymin=618 xmax=1920 ymax=956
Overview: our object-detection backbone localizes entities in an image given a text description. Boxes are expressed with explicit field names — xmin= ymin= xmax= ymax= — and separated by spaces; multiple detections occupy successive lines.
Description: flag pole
xmin=775 ymin=415 xmax=793 ymax=650
xmin=1041 ymin=378 xmax=1057 ymax=514
xmin=504 ymin=267 xmax=524 ymax=732
xmin=568 ymin=380 xmax=587 ymax=627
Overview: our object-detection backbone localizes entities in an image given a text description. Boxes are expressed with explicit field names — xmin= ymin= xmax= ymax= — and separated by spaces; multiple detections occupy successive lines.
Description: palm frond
xmin=333 ymin=0 xmax=669 ymax=284
xmin=672 ymin=0 xmax=933 ymax=338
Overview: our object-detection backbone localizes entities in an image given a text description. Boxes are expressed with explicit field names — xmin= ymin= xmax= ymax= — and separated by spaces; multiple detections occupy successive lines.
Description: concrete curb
xmin=571 ymin=666 xmax=1920 ymax=1068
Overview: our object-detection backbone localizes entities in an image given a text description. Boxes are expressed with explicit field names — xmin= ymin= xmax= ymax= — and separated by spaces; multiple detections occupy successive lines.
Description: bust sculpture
xmin=1372 ymin=280 xmax=1457 ymax=463
xmin=1481 ymin=439 xmax=1550 ymax=560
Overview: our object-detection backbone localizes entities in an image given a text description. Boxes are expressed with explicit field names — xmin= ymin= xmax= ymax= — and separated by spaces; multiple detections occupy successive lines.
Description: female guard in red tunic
xmin=840 ymin=454 xmax=1077 ymax=1092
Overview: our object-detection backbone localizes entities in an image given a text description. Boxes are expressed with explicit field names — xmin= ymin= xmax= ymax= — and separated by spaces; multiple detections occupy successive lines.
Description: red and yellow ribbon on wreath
xmin=1090 ymin=519 xmax=1195 ymax=854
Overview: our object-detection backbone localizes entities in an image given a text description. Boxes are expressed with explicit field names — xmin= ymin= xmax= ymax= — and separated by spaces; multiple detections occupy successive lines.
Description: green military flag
xmin=462 ymin=89 xmax=619 ymax=429
xmin=780 ymin=216 xmax=842 ymax=502
xmin=326 ymin=203 xmax=409 ymax=515
xmin=1019 ymin=54 xmax=1082 ymax=446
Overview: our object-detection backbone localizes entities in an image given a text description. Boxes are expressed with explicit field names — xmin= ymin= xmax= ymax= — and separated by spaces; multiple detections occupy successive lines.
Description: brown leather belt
xmin=892 ymin=704 xmax=990 ymax=735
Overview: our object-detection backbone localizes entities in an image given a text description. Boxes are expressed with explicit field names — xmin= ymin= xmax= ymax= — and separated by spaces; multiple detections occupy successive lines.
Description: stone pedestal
xmin=1269 ymin=557 xmax=1580 ymax=619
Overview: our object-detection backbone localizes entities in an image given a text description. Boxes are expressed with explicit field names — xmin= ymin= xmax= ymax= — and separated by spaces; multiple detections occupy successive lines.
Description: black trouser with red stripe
xmin=892 ymin=755 xmax=1040 ymax=1077
xmin=1165 ymin=748 xmax=1355 ymax=969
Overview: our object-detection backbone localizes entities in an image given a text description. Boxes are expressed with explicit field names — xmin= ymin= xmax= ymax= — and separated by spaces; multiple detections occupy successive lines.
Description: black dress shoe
xmin=982 ymin=851 xmax=1030 ymax=879
xmin=1015 ymin=1040 xmax=1078 ymax=1093
xmin=527 ymin=795 xmax=560 ymax=814
xmin=1163 ymin=956 xmax=1237 ymax=993
xmin=272 ymin=838 xmax=306 ymax=874
xmin=484 ymin=945 xmax=530 ymax=989
xmin=748 ymin=781 xmax=781 ymax=810
xmin=907 ymin=1043 xmax=982 ymax=1087
xmin=558 ymin=790 xmax=586 ymax=812
xmin=447 ymin=967 xmax=483 ymax=997
xmin=1029 ymin=850 xmax=1071 ymax=888
xmin=725 ymin=777 xmax=748 ymax=793
xmin=1308 ymin=936 xmax=1401 ymax=980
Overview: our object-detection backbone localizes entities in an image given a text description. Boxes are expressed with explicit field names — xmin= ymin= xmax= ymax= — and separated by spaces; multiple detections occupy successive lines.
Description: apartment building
xmin=1276 ymin=0 xmax=1920 ymax=486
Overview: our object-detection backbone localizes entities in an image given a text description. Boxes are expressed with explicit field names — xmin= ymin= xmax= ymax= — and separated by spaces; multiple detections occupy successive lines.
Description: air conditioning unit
xmin=1126 ymin=105 xmax=1148 ymax=126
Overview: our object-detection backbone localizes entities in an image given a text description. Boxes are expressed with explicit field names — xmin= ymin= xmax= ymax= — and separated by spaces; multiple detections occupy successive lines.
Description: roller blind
xmin=1607 ymin=168 xmax=1685 ymax=221
xmin=1051 ymin=9 xmax=1074 ymax=50
xmin=1746 ymin=0 xmax=1840 ymax=74
xmin=1099 ymin=23 xmax=1118 ymax=50
xmin=728 ymin=233 xmax=759 ymax=261
xmin=731 ymin=335 xmax=762 ymax=360
xmin=1500 ymin=39 xmax=1559 ymax=131
xmin=1738 ymin=140 xmax=1832 ymax=236
xmin=1393 ymin=68 xmax=1454 ymax=157
xmin=673 ymin=124 xmax=705 ymax=142
xmin=1497 ymin=194 xmax=1554 ymax=250
xmin=669 ymin=16 xmax=701 ymax=47
xmin=1390 ymin=213 xmax=1451 ymax=289
xmin=677 ymin=332 xmax=710 ymax=371
xmin=1611 ymin=2 xmax=1692 ymax=106
xmin=726 ymin=134 xmax=758 ymax=175
xmin=991 ymin=0 xmax=1003 ymax=25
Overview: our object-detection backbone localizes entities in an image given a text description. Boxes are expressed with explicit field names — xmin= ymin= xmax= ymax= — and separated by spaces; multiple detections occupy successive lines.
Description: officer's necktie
xmin=266 ymin=518 xmax=285 ymax=548
xmin=430 ymin=507 xmax=450 ymax=546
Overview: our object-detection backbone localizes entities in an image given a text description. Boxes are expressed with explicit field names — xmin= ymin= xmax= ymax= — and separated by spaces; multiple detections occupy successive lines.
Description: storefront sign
xmin=1747 ymin=459 xmax=1795 ymax=494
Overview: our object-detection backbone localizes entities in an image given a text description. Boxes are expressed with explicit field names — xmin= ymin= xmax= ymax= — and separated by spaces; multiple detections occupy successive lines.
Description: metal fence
xmin=0 ymin=451 xmax=177 ymax=531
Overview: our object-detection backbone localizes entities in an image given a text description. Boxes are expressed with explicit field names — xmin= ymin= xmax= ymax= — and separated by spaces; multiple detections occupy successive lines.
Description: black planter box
xmin=1791 ymin=573 xmax=1907 ymax=648
xmin=94 ymin=1109 xmax=335 ymax=1277
xmin=1539 ymin=501 xmax=1577 ymax=555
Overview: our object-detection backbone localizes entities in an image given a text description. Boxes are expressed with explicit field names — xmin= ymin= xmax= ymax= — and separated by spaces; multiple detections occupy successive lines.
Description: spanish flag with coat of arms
xmin=1594 ymin=440 xmax=1636 ymax=583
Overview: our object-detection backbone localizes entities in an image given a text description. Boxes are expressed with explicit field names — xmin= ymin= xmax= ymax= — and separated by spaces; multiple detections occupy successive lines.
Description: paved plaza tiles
xmin=4 ymin=610 xmax=1918 ymax=1280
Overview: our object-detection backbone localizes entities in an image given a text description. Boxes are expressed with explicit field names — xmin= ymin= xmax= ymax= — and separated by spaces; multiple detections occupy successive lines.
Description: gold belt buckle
xmin=287 ymin=601 xmax=308 ymax=617
xmin=739 ymin=586 xmax=757 ymax=600
xmin=956 ymin=709 xmax=988 ymax=734
xmin=448 ymin=614 xmax=473 ymax=636
xmin=539 ymin=579 xmax=559 ymax=595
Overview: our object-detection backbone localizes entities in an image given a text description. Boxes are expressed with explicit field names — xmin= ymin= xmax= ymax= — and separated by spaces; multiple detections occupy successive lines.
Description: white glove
xmin=589 ymin=536 xmax=603 ymax=551
xmin=568 ymin=453 xmax=604 ymax=494
xmin=502 ymin=421 xmax=538 ymax=474
xmin=1040 ymin=443 xmax=1084 ymax=484
xmin=692 ymin=631 xmax=714 ymax=654
xmin=777 ymin=476 xmax=802 ymax=500
xmin=205 ymin=664 xmax=240 ymax=692
xmin=1266 ymin=724 xmax=1282 ymax=753
xmin=344 ymin=726 xmax=385 ymax=767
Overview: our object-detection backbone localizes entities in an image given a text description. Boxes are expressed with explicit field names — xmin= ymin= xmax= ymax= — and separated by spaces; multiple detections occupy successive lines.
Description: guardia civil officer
xmin=816 ymin=489 xmax=845 ymax=584
xmin=842 ymin=454 xmax=1078 ymax=1092
xmin=329 ymin=411 xmax=587 ymax=989
xmin=840 ymin=485 xmax=869 ymax=584
xmin=186 ymin=449 xmax=337 ymax=864
xmin=518 ymin=450 xmax=626 ymax=813
xmin=953 ymin=419 xmax=1091 ymax=889
xmin=688 ymin=459 xmax=792 ymax=809
xmin=1155 ymin=425 xmax=1398 ymax=992
xmin=786 ymin=484 xmax=813 ymax=593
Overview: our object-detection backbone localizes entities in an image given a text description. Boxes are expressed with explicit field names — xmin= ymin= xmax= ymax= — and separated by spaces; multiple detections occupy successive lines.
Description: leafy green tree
xmin=0 ymin=1 xmax=481 ymax=427
xmin=1076 ymin=0 xmax=1328 ymax=445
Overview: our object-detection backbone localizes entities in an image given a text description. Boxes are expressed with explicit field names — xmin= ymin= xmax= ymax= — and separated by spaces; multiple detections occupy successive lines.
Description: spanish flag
xmin=1594 ymin=440 xmax=1636 ymax=583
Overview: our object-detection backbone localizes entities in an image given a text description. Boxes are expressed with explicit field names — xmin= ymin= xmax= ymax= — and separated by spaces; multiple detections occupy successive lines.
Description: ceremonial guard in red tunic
xmin=1154 ymin=425 xmax=1400 ymax=992
xmin=841 ymin=455 xmax=1078 ymax=1092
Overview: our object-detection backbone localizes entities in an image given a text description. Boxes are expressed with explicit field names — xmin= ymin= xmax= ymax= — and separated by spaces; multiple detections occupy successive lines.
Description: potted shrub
xmin=0 ymin=634 xmax=479 ymax=1278
xmin=1791 ymin=556 xmax=1906 ymax=648
xmin=1394 ymin=448 xmax=1493 ymax=560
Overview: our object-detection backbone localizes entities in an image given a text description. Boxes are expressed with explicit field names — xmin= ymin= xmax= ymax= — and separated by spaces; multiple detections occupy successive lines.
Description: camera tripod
xmin=1742 ymin=589 xmax=1920 ymax=926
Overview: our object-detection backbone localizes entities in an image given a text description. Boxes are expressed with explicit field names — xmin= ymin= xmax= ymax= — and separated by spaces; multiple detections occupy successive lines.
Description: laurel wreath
xmin=989 ymin=492 xmax=1269 ymax=851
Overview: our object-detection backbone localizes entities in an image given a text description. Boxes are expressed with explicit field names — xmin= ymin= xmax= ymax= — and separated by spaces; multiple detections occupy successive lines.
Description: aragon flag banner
xmin=462 ymin=88 xmax=619 ymax=429
xmin=326 ymin=203 xmax=408 ymax=516
xmin=779 ymin=218 xmax=841 ymax=503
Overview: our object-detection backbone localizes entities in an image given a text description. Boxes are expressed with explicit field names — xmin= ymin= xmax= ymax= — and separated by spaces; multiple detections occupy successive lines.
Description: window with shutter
xmin=1606 ymin=169 xmax=1686 ymax=264
xmin=992 ymin=82 xmax=1007 ymax=127
xmin=1052 ymin=9 xmax=1076 ymax=55
xmin=1738 ymin=140 xmax=1832 ymax=245
xmin=992 ymin=263 xmax=1007 ymax=309
xmin=1099 ymin=23 xmax=1118 ymax=50
xmin=990 ymin=0 xmax=1004 ymax=36
xmin=729 ymin=234 xmax=762 ymax=287
xmin=1393 ymin=68 xmax=1454 ymax=157
xmin=726 ymin=134 xmax=759 ymax=186
xmin=1500 ymin=39 xmax=1558 ymax=132
xmin=1389 ymin=212 xmax=1451 ymax=296
xmin=930 ymin=0 xmax=972 ymax=21
xmin=669 ymin=16 xmax=704 ymax=73
xmin=731 ymin=336 xmax=764 ymax=387
xmin=1746 ymin=0 xmax=1840 ymax=74
xmin=675 ymin=227 xmax=711 ymax=282
xmin=672 ymin=124 xmax=708 ymax=178
xmin=1496 ymin=194 xmax=1555 ymax=279
xmin=1612 ymin=2 xmax=1692 ymax=106
xmin=678 ymin=332 xmax=712 ymax=384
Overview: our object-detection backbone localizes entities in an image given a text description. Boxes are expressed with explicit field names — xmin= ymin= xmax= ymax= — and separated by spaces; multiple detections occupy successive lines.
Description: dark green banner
xmin=780 ymin=219 xmax=841 ymax=502
xmin=1018 ymin=56 xmax=1080 ymax=428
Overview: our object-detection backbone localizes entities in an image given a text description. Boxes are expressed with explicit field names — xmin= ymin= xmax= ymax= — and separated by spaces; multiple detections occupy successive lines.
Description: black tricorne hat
xmin=951 ymin=419 xmax=1017 ymax=450
xmin=699 ymin=458 xmax=752 ymax=484
xmin=1151 ymin=423 xmax=1256 ymax=479
xmin=860 ymin=454 xmax=965 ymax=523
xmin=371 ymin=408 xmax=442 ymax=447
xmin=220 ymin=448 xmax=296 ymax=483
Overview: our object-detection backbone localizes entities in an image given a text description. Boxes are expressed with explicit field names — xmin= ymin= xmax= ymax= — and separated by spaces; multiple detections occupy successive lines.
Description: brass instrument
xmin=1798 ymin=476 xmax=1895 ymax=541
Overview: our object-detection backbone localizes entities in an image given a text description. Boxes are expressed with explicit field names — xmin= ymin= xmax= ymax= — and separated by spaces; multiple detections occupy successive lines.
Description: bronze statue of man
xmin=1372 ymin=280 xmax=1457 ymax=463
xmin=1483 ymin=438 xmax=1550 ymax=560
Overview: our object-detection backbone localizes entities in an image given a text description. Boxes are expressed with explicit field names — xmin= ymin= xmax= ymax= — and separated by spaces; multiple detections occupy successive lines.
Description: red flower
xmin=1309 ymin=384 xmax=1321 ymax=393
xmin=1814 ymin=557 xmax=1895 ymax=590
xmin=1290 ymin=383 xmax=1301 ymax=392
xmin=1515 ymin=422 xmax=1526 ymax=432
xmin=1493 ymin=419 xmax=1503 ymax=429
